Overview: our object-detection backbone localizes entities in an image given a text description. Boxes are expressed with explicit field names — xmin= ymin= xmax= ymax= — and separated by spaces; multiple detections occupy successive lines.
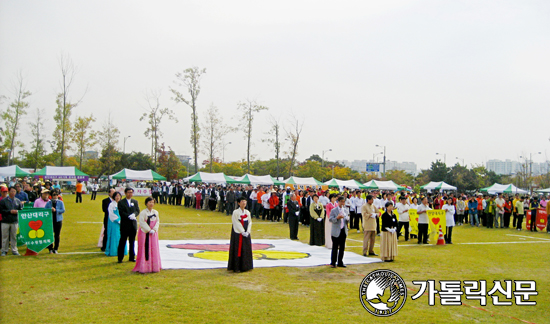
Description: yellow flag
xmin=427 ymin=210 xmax=446 ymax=244
xmin=409 ymin=209 xmax=418 ymax=236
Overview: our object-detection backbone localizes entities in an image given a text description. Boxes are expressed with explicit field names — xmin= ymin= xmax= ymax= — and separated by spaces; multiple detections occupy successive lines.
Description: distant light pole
xmin=456 ymin=157 xmax=464 ymax=166
xmin=436 ymin=152 xmax=446 ymax=164
xmin=123 ymin=136 xmax=131 ymax=154
xmin=187 ymin=157 xmax=192 ymax=177
xmin=5 ymin=149 xmax=12 ymax=166
xmin=222 ymin=142 xmax=232 ymax=163
xmin=373 ymin=152 xmax=383 ymax=162
xmin=520 ymin=152 xmax=542 ymax=193
xmin=376 ymin=145 xmax=386 ymax=176
xmin=322 ymin=149 xmax=332 ymax=168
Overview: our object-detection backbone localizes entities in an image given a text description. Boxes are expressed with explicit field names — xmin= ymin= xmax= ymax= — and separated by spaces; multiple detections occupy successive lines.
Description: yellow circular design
xmin=191 ymin=250 xmax=310 ymax=261
xmin=36 ymin=229 xmax=45 ymax=238
xmin=29 ymin=230 xmax=37 ymax=239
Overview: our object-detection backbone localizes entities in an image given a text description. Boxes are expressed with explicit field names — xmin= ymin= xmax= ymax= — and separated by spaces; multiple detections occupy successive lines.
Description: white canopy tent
xmin=185 ymin=172 xmax=237 ymax=184
xmin=420 ymin=181 xmax=457 ymax=191
xmin=324 ymin=179 xmax=366 ymax=190
xmin=363 ymin=180 xmax=404 ymax=191
xmin=481 ymin=183 xmax=528 ymax=195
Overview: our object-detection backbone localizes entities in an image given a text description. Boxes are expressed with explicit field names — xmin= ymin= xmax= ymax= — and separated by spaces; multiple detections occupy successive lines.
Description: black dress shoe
xmin=368 ymin=253 xmax=378 ymax=256
xmin=118 ymin=261 xmax=123 ymax=263
xmin=337 ymin=264 xmax=347 ymax=268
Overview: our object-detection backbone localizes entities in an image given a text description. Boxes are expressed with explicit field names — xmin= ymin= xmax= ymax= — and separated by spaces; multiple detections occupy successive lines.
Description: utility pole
xmin=376 ymin=145 xmax=386 ymax=177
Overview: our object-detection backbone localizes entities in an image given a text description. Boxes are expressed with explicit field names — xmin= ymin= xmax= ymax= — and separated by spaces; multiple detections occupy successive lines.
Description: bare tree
xmin=140 ymin=90 xmax=177 ymax=165
xmin=0 ymin=71 xmax=31 ymax=163
xmin=237 ymin=99 xmax=268 ymax=174
xmin=29 ymin=108 xmax=47 ymax=171
xmin=99 ymin=111 xmax=120 ymax=150
xmin=53 ymin=54 xmax=85 ymax=166
xmin=285 ymin=114 xmax=304 ymax=177
xmin=202 ymin=103 xmax=236 ymax=172
xmin=170 ymin=66 xmax=206 ymax=174
xmin=262 ymin=115 xmax=282 ymax=179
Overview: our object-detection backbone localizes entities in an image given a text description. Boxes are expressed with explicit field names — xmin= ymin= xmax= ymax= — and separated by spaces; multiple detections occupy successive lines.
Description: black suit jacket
xmin=118 ymin=198 xmax=140 ymax=230
xmin=288 ymin=200 xmax=300 ymax=216
xmin=102 ymin=197 xmax=112 ymax=221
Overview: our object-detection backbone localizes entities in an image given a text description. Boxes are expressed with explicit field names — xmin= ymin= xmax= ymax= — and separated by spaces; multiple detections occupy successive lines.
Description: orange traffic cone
xmin=436 ymin=225 xmax=446 ymax=245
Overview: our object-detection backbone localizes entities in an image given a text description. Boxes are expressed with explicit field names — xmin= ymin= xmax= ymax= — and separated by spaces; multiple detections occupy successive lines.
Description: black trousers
xmin=351 ymin=211 xmax=361 ymax=230
xmin=486 ymin=212 xmax=494 ymax=228
xmin=418 ymin=223 xmax=428 ymax=244
xmin=176 ymin=195 xmax=183 ymax=205
xmin=169 ymin=194 xmax=176 ymax=205
xmin=516 ymin=214 xmax=524 ymax=230
xmin=445 ymin=226 xmax=453 ymax=243
xmin=289 ymin=215 xmax=299 ymax=240
xmin=262 ymin=207 xmax=269 ymax=220
xmin=503 ymin=212 xmax=511 ymax=228
xmin=284 ymin=210 xmax=289 ymax=223
xmin=530 ymin=210 xmax=537 ymax=231
xmin=47 ymin=220 xmax=62 ymax=251
xmin=331 ymin=228 xmax=347 ymax=266
xmin=118 ymin=224 xmax=137 ymax=262
xmin=512 ymin=212 xmax=518 ymax=227
xmin=184 ymin=196 xmax=191 ymax=207
xmin=376 ymin=217 xmax=380 ymax=234
xmin=226 ymin=202 xmax=235 ymax=215
xmin=76 ymin=192 xmax=82 ymax=203
xmin=398 ymin=221 xmax=409 ymax=240
xmin=161 ymin=193 xmax=167 ymax=204
xmin=102 ymin=215 xmax=108 ymax=251
xmin=91 ymin=191 xmax=97 ymax=200
xmin=152 ymin=192 xmax=159 ymax=203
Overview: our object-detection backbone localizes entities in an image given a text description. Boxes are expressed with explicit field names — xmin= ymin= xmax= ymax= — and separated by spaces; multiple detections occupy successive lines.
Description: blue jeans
xmin=470 ymin=211 xmax=479 ymax=226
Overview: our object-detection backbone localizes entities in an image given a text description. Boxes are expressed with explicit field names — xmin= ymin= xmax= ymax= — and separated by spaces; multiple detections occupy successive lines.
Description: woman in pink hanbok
xmin=133 ymin=197 xmax=161 ymax=273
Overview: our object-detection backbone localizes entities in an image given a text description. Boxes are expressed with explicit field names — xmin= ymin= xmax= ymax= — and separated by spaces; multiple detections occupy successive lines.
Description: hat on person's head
xmin=41 ymin=189 xmax=50 ymax=194
xmin=0 ymin=186 xmax=8 ymax=192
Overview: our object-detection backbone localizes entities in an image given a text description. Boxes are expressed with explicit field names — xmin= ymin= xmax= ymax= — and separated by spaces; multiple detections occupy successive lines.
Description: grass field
xmin=1 ymin=194 xmax=549 ymax=324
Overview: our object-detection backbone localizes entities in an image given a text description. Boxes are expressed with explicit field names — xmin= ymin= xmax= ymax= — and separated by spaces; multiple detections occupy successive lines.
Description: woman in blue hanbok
xmin=106 ymin=192 xmax=127 ymax=256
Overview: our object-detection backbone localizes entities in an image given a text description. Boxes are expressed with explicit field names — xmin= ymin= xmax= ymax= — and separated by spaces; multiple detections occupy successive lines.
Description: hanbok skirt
xmin=380 ymin=231 xmax=398 ymax=261
xmin=227 ymin=221 xmax=253 ymax=272
xmin=309 ymin=218 xmax=325 ymax=246
xmin=324 ymin=219 xmax=332 ymax=249
xmin=106 ymin=220 xmax=127 ymax=257
xmin=133 ymin=220 xmax=161 ymax=273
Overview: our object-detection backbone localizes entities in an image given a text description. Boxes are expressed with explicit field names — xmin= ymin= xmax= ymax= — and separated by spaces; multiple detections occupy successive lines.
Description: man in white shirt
xmin=319 ymin=192 xmax=330 ymax=207
xmin=395 ymin=196 xmax=410 ymax=241
xmin=351 ymin=190 xmax=365 ymax=233
xmin=416 ymin=197 xmax=431 ymax=244
xmin=494 ymin=193 xmax=505 ymax=228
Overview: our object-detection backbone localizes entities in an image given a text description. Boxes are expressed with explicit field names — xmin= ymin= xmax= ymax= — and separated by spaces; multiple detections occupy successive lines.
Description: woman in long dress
xmin=309 ymin=194 xmax=325 ymax=246
xmin=380 ymin=201 xmax=398 ymax=262
xmin=228 ymin=197 xmax=253 ymax=272
xmin=133 ymin=197 xmax=161 ymax=273
xmin=324 ymin=194 xmax=338 ymax=249
xmin=106 ymin=192 xmax=127 ymax=257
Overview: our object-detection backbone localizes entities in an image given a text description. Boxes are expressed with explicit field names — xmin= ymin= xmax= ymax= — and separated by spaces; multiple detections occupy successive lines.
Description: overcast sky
xmin=1 ymin=0 xmax=549 ymax=170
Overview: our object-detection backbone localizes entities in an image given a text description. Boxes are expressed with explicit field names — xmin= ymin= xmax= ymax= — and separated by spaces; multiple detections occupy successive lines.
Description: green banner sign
xmin=18 ymin=208 xmax=54 ymax=253
xmin=23 ymin=202 xmax=34 ymax=209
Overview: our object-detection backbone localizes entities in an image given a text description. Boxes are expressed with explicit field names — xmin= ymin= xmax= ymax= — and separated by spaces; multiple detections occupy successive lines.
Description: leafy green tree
xmin=71 ymin=114 xmax=98 ymax=170
xmin=429 ymin=161 xmax=449 ymax=182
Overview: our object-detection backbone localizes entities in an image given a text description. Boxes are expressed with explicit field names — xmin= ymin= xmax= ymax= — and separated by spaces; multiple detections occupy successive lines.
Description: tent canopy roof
xmin=110 ymin=169 xmax=166 ymax=181
xmin=33 ymin=166 xmax=89 ymax=180
xmin=0 ymin=165 xmax=31 ymax=178
xmin=363 ymin=180 xmax=404 ymax=191
xmin=420 ymin=181 xmax=457 ymax=191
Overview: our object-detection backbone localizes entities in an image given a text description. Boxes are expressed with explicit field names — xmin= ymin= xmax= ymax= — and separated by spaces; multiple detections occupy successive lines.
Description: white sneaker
xmin=357 ymin=230 xmax=360 ymax=233
xmin=1 ymin=252 xmax=6 ymax=256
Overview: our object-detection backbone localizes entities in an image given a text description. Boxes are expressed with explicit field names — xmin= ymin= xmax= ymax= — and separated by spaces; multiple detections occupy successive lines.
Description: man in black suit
xmin=101 ymin=188 xmax=115 ymax=252
xmin=287 ymin=194 xmax=301 ymax=240
xmin=118 ymin=187 xmax=140 ymax=263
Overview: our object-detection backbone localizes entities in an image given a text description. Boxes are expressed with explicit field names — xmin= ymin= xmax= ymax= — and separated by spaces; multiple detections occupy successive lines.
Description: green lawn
xmin=1 ymin=194 xmax=549 ymax=324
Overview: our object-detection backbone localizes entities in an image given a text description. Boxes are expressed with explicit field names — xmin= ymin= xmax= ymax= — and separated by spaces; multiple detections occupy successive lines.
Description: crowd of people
xmin=2 ymin=177 xmax=550 ymax=273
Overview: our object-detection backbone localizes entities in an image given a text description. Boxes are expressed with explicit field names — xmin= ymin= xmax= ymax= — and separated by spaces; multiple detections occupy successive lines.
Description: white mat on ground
xmin=159 ymin=239 xmax=382 ymax=269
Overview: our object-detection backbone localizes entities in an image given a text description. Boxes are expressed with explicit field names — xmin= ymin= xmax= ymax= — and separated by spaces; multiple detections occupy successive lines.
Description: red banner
xmin=525 ymin=208 xmax=548 ymax=231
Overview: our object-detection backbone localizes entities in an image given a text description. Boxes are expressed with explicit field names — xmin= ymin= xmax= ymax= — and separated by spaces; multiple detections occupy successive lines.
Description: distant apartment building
xmin=176 ymin=154 xmax=191 ymax=164
xmin=486 ymin=159 xmax=549 ymax=175
xmin=339 ymin=159 xmax=417 ymax=175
